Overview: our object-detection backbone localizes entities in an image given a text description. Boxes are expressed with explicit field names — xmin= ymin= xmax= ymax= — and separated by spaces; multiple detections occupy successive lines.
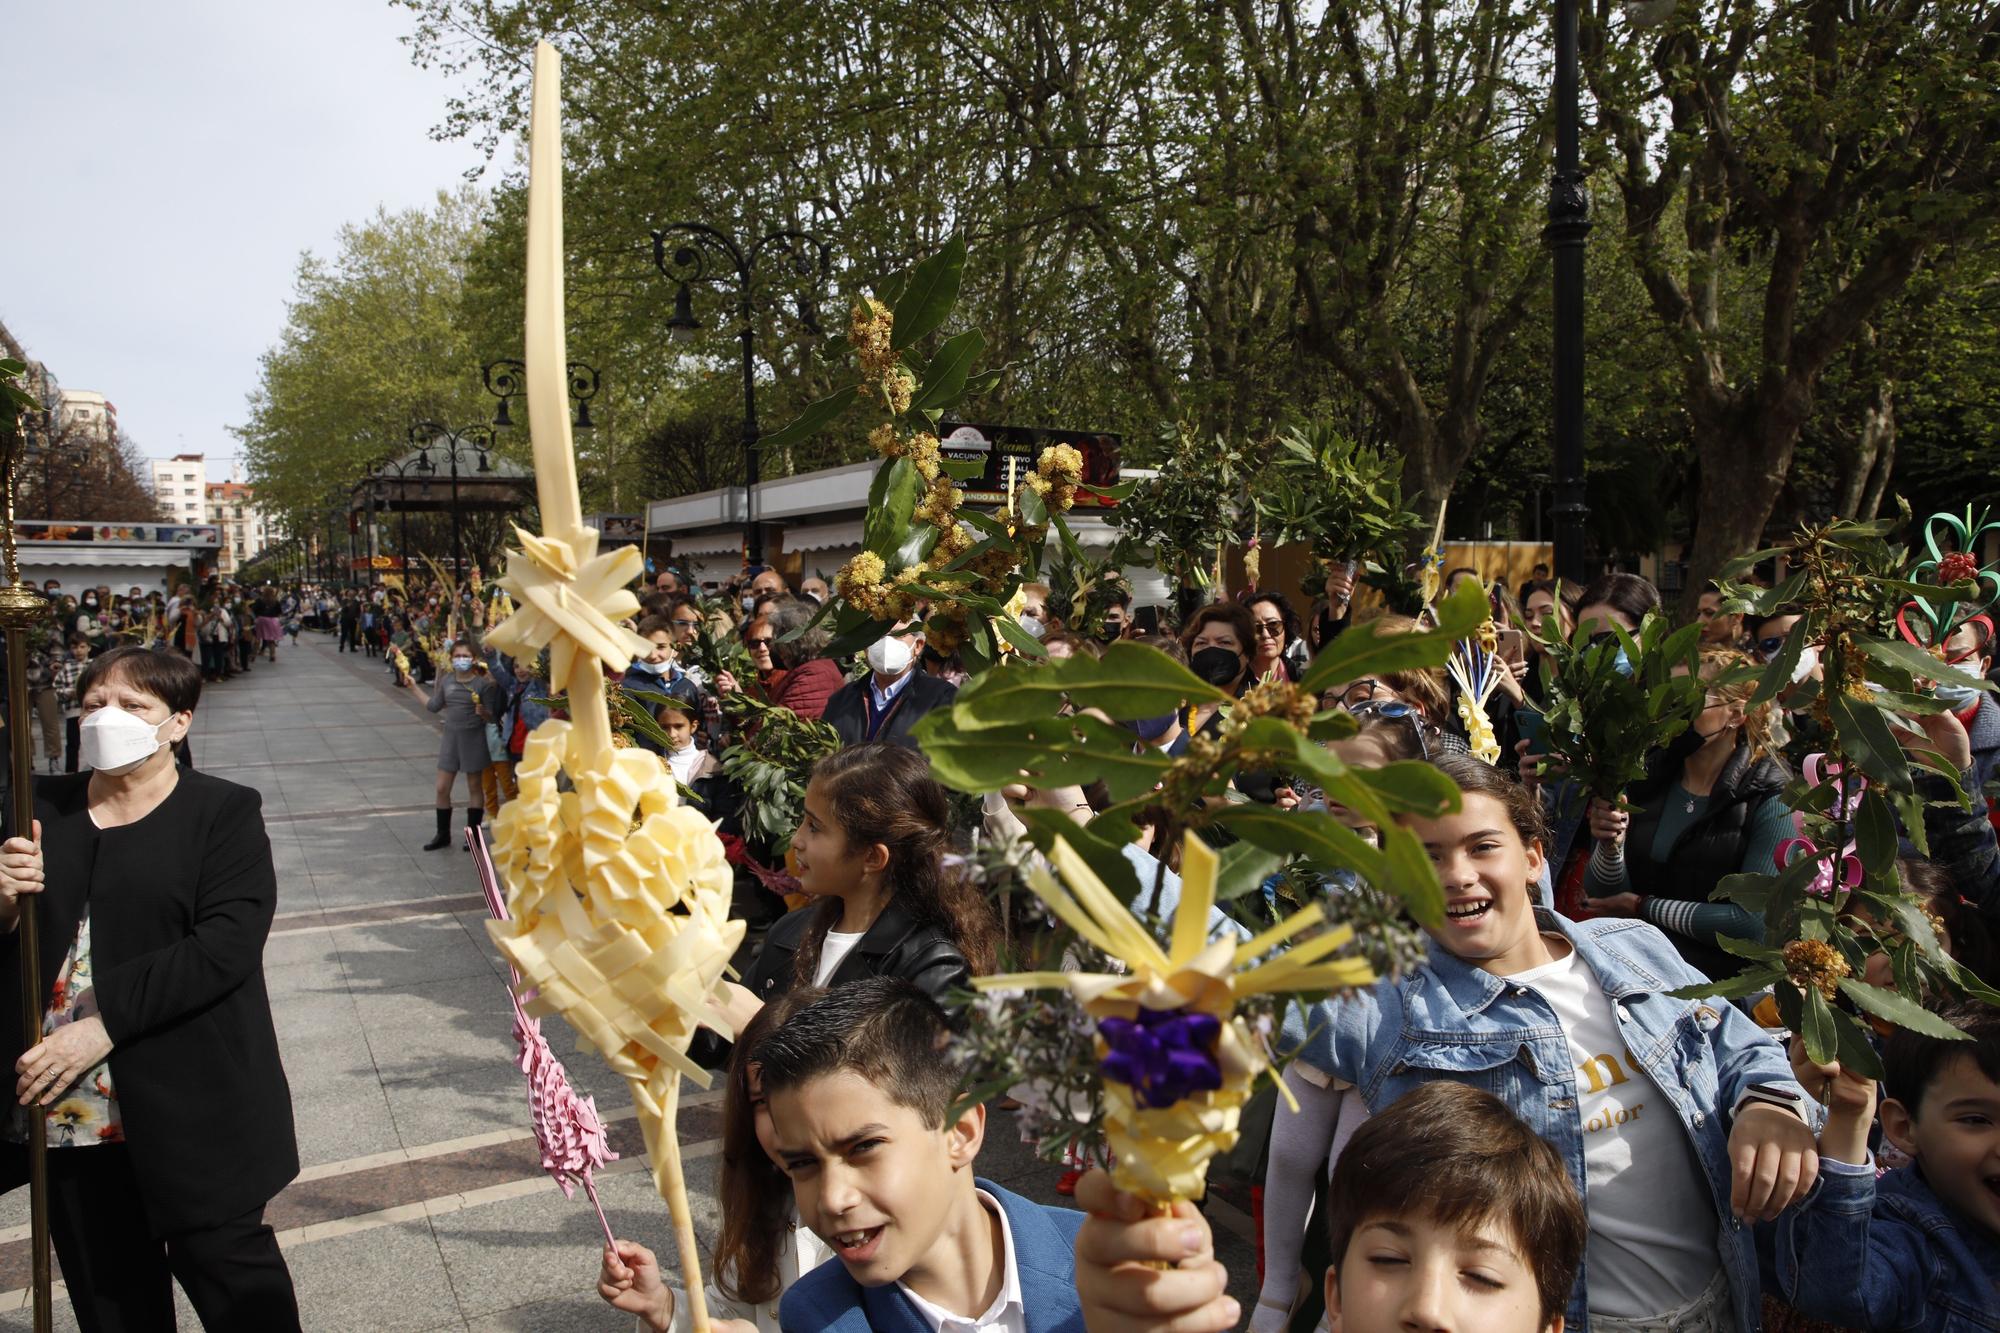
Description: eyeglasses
xmin=671 ymin=618 xmax=701 ymax=629
xmin=1337 ymin=678 xmax=1390 ymax=709
xmin=1252 ymin=621 xmax=1287 ymax=638
xmin=744 ymin=636 xmax=773 ymax=649
xmin=1346 ymin=698 xmax=1431 ymax=761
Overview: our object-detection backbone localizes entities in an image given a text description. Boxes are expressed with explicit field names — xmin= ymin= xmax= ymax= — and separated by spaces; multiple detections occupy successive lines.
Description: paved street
xmin=0 ymin=630 xmax=1258 ymax=1330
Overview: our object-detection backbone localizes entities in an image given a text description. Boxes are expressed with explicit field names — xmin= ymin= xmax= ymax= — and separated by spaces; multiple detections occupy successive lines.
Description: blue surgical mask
xmin=634 ymin=658 xmax=668 ymax=676
xmin=1936 ymin=678 xmax=1982 ymax=711
xmin=451 ymin=656 xmax=474 ymax=672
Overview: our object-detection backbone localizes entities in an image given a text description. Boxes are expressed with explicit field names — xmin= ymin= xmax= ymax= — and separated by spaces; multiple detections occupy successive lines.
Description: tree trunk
xmin=1679 ymin=406 xmax=1797 ymax=611
xmin=1854 ymin=383 xmax=1896 ymax=521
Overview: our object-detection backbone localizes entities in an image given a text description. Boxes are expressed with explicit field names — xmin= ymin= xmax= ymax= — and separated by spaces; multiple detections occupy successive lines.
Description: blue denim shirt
xmin=1766 ymin=1157 xmax=2000 ymax=1331
xmin=1283 ymin=909 xmax=1805 ymax=1333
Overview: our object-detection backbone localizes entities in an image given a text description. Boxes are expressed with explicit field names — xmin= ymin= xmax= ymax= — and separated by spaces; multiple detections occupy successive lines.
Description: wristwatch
xmin=1736 ymin=1082 xmax=1808 ymax=1122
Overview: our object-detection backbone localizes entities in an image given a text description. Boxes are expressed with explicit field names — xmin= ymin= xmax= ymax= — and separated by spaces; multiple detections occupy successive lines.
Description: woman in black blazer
xmin=0 ymin=645 xmax=299 ymax=1332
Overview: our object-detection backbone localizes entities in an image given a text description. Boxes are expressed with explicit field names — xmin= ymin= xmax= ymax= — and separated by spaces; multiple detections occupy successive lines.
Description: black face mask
xmin=1190 ymin=646 xmax=1244 ymax=689
xmin=1662 ymin=717 xmax=1722 ymax=767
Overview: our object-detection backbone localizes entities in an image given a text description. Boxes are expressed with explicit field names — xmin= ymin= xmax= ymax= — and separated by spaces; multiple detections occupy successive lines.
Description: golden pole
xmin=0 ymin=408 xmax=51 ymax=1332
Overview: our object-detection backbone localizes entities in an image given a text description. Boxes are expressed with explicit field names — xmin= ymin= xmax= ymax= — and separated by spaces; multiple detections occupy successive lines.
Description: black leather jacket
xmin=1625 ymin=737 xmax=1788 ymax=979
xmin=742 ymin=895 xmax=970 ymax=1007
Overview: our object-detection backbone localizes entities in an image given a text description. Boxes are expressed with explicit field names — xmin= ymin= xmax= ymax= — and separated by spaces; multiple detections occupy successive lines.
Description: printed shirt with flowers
xmin=5 ymin=915 xmax=121 ymax=1148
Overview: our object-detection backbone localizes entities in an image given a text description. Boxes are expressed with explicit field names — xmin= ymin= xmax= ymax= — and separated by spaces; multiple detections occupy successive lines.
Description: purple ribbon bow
xmin=1098 ymin=1008 xmax=1224 ymax=1108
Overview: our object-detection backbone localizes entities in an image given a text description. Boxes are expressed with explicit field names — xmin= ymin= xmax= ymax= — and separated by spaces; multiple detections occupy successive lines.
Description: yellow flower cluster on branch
xmin=1024 ymin=443 xmax=1085 ymax=513
xmin=851 ymin=298 xmax=895 ymax=379
xmin=976 ymin=835 xmax=1374 ymax=1204
xmin=913 ymin=476 xmax=965 ymax=527
xmin=835 ymin=550 xmax=923 ymax=624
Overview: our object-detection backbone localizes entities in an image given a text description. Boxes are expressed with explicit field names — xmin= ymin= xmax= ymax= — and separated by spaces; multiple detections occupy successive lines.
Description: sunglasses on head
xmin=1346 ymin=698 xmax=1432 ymax=762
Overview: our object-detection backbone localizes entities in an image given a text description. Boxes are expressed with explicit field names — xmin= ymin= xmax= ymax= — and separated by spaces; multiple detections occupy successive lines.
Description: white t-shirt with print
xmin=1504 ymin=944 xmax=1719 ymax=1319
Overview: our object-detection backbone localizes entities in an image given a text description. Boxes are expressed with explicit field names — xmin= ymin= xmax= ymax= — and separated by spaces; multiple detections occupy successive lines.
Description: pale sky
xmin=3 ymin=1 xmax=502 ymax=481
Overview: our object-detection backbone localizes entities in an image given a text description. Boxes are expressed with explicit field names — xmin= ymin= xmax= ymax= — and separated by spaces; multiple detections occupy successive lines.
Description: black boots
xmin=464 ymin=807 xmax=483 ymax=851
xmin=423 ymin=807 xmax=452 ymax=851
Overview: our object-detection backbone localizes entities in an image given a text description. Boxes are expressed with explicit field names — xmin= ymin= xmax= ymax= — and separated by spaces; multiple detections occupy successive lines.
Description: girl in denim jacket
xmin=1286 ymin=755 xmax=1818 ymax=1333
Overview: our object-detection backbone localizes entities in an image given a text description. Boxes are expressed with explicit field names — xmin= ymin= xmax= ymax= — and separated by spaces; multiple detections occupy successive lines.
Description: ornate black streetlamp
xmin=649 ymin=222 xmax=832 ymax=567
xmin=482 ymin=359 xmax=601 ymax=431
xmin=371 ymin=451 xmax=431 ymax=585
xmin=407 ymin=421 xmax=492 ymax=586
xmin=1548 ymin=0 xmax=1592 ymax=585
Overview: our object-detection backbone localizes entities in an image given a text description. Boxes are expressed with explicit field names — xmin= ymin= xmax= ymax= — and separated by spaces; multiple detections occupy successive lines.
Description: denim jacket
xmin=1284 ymin=909 xmax=1806 ymax=1333
xmin=1766 ymin=1157 xmax=2000 ymax=1331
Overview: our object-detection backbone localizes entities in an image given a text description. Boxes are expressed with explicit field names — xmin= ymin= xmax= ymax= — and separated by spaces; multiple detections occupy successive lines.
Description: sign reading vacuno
xmin=939 ymin=422 xmax=1122 ymax=507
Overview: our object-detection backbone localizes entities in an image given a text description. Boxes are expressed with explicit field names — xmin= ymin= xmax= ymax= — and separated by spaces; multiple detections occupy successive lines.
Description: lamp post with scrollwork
xmin=481 ymin=358 xmax=601 ymax=432
xmin=406 ymin=421 xmax=493 ymax=588
xmin=371 ymin=450 xmax=431 ymax=586
xmin=649 ymin=223 xmax=831 ymax=568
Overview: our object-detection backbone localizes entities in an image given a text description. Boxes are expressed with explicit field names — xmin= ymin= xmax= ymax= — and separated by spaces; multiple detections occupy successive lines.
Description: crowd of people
xmin=16 ymin=578 xmax=349 ymax=776
xmin=489 ymin=553 xmax=1991 ymax=1333
xmin=2 ymin=546 xmax=1996 ymax=1333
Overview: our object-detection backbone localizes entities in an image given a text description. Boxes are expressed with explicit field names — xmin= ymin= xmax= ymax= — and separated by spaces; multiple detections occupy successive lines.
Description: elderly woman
xmin=408 ymin=636 xmax=506 ymax=851
xmin=0 ymin=646 xmax=300 ymax=1329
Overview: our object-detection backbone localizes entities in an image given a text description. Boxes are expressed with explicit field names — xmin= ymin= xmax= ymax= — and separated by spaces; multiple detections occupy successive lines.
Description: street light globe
xmin=667 ymin=282 xmax=701 ymax=344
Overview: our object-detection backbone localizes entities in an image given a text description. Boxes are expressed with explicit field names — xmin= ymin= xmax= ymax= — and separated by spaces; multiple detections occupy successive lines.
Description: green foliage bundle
xmin=715 ymin=695 xmax=842 ymax=855
xmin=1529 ymin=614 xmax=1707 ymax=804
xmin=1671 ymin=513 xmax=2000 ymax=1071
xmin=0 ymin=358 xmax=35 ymax=419
xmin=1112 ymin=426 xmax=1253 ymax=599
xmin=1255 ymin=422 xmax=1425 ymax=566
xmin=915 ymin=582 xmax=1492 ymax=932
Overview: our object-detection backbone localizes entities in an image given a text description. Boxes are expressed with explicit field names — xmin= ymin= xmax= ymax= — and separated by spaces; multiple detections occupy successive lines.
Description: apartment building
xmin=150 ymin=453 xmax=207 ymax=525
xmin=206 ymin=480 xmax=272 ymax=578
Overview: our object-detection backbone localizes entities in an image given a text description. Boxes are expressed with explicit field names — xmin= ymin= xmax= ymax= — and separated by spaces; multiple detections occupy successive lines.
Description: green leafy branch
xmin=916 ymin=583 xmax=1491 ymax=940
xmin=1530 ymin=613 xmax=1707 ymax=806
xmin=1667 ymin=512 xmax=2000 ymax=1072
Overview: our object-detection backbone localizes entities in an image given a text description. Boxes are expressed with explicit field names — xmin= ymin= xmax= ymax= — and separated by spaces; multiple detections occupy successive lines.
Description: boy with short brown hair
xmin=1075 ymin=1081 xmax=1586 ymax=1333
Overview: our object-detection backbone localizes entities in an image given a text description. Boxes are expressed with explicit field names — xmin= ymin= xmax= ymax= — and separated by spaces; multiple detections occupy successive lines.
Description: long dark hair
xmin=713 ymin=991 xmax=810 ymax=1305
xmin=790 ymin=745 xmax=998 ymax=986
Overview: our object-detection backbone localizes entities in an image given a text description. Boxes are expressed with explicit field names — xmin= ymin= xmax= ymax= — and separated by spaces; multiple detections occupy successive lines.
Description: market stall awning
xmin=670 ymin=530 xmax=745 ymax=558
xmin=781 ymin=519 xmax=865 ymax=553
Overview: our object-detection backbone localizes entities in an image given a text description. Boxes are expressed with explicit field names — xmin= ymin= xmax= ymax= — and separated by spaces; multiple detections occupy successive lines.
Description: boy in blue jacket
xmin=1769 ymin=1002 xmax=2000 ymax=1330
xmin=756 ymin=978 xmax=1092 ymax=1333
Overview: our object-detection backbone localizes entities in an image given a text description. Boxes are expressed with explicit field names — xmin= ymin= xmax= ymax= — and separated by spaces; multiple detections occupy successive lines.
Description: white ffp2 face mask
xmin=80 ymin=706 xmax=171 ymax=774
xmin=866 ymin=634 xmax=914 ymax=676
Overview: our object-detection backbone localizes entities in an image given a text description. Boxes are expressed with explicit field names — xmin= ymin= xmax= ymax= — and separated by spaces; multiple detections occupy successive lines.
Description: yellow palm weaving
xmin=975 ymin=834 xmax=1374 ymax=1203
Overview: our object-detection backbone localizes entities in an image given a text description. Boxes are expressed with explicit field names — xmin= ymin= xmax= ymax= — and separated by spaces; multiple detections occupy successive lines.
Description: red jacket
xmin=766 ymin=656 xmax=845 ymax=720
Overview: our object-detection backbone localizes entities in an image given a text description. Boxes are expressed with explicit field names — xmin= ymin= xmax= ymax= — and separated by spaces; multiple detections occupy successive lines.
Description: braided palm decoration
xmin=481 ymin=43 xmax=742 ymax=1331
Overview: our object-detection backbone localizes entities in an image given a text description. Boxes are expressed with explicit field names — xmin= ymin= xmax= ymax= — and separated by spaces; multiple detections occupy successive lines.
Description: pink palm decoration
xmin=471 ymin=826 xmax=619 ymax=1248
